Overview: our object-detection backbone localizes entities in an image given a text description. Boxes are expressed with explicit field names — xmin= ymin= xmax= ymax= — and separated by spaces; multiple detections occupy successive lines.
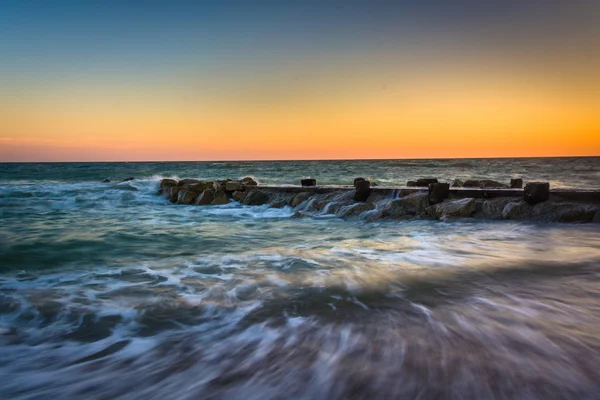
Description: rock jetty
xmin=158 ymin=177 xmax=600 ymax=223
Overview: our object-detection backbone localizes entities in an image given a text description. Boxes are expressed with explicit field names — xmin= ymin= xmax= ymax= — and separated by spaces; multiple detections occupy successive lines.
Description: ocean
xmin=1 ymin=157 xmax=600 ymax=399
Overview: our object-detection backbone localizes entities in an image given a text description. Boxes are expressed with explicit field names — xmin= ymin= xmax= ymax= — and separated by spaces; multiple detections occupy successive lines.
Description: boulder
xmin=408 ymin=178 xmax=438 ymax=187
xmin=353 ymin=177 xmax=366 ymax=187
xmin=177 ymin=190 xmax=199 ymax=205
xmin=185 ymin=182 xmax=213 ymax=192
xmin=479 ymin=198 xmax=514 ymax=219
xmin=232 ymin=190 xmax=245 ymax=202
xmin=339 ymin=202 xmax=375 ymax=217
xmin=429 ymin=183 xmax=449 ymax=204
xmin=243 ymin=189 xmax=271 ymax=206
xmin=386 ymin=192 xmax=430 ymax=218
xmin=533 ymin=202 xmax=598 ymax=223
xmin=225 ymin=182 xmax=242 ymax=192
xmin=524 ymin=182 xmax=550 ymax=205
xmin=240 ymin=177 xmax=258 ymax=186
xmin=463 ymin=179 xmax=507 ymax=188
xmin=195 ymin=190 xmax=214 ymax=205
xmin=462 ymin=180 xmax=481 ymax=188
xmin=159 ymin=178 xmax=178 ymax=194
xmin=502 ymin=201 xmax=532 ymax=220
xmin=511 ymin=178 xmax=523 ymax=189
xmin=211 ymin=190 xmax=229 ymax=205
xmin=428 ymin=198 xmax=476 ymax=219
xmin=301 ymin=178 xmax=317 ymax=187
xmin=450 ymin=179 xmax=464 ymax=187
xmin=213 ymin=180 xmax=230 ymax=191
xmin=167 ymin=186 xmax=179 ymax=203
xmin=291 ymin=192 xmax=311 ymax=207
xmin=178 ymin=179 xmax=202 ymax=186
xmin=353 ymin=180 xmax=371 ymax=202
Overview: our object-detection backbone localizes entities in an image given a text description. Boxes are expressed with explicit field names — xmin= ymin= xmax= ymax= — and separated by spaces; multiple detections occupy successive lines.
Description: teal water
xmin=1 ymin=158 xmax=600 ymax=399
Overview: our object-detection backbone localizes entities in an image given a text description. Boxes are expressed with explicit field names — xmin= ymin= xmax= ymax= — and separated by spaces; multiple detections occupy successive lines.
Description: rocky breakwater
xmin=157 ymin=177 xmax=600 ymax=223
xmin=159 ymin=177 xmax=258 ymax=206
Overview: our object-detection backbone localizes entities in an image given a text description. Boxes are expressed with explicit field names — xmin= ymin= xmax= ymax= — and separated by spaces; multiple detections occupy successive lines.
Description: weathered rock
xmin=429 ymin=183 xmax=449 ymax=204
xmin=502 ymin=201 xmax=532 ymax=220
xmin=353 ymin=177 xmax=366 ymax=187
xmin=167 ymin=186 xmax=179 ymax=203
xmin=122 ymin=177 xmax=135 ymax=182
xmin=232 ymin=190 xmax=245 ymax=202
xmin=213 ymin=180 xmax=230 ymax=191
xmin=524 ymin=182 xmax=550 ymax=205
xmin=177 ymin=190 xmax=199 ymax=205
xmin=533 ymin=202 xmax=598 ymax=223
xmin=594 ymin=208 xmax=600 ymax=223
xmin=243 ymin=189 xmax=271 ymax=206
xmin=225 ymin=182 xmax=242 ymax=192
xmin=211 ymin=190 xmax=229 ymax=205
xmin=353 ymin=180 xmax=371 ymax=202
xmin=408 ymin=178 xmax=438 ymax=187
xmin=102 ymin=178 xmax=111 ymax=183
xmin=511 ymin=178 xmax=523 ymax=189
xmin=240 ymin=177 xmax=258 ymax=186
xmin=427 ymin=198 xmax=476 ymax=219
xmin=291 ymin=192 xmax=311 ymax=207
xmin=463 ymin=179 xmax=507 ymax=188
xmin=195 ymin=190 xmax=214 ymax=205
xmin=479 ymin=198 xmax=514 ymax=219
xmin=301 ymin=178 xmax=317 ymax=187
xmin=450 ymin=179 xmax=464 ymax=187
xmin=185 ymin=182 xmax=212 ymax=192
xmin=159 ymin=178 xmax=178 ymax=194
xmin=386 ymin=192 xmax=430 ymax=218
xmin=339 ymin=202 xmax=375 ymax=217
xmin=178 ymin=179 xmax=202 ymax=186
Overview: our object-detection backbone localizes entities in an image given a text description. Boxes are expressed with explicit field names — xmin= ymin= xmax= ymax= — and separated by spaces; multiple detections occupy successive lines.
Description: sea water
xmin=1 ymin=158 xmax=600 ymax=399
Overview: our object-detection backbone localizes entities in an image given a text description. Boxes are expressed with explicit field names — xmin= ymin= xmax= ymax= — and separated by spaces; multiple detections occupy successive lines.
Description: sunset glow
xmin=1 ymin=1 xmax=599 ymax=161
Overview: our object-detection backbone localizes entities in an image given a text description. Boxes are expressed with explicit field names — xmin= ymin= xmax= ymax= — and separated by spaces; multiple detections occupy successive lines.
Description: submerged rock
xmin=291 ymin=192 xmax=311 ymax=207
xmin=427 ymin=198 xmax=476 ymax=219
xmin=122 ymin=177 xmax=135 ymax=182
xmin=339 ymin=202 xmax=375 ymax=217
xmin=102 ymin=178 xmax=111 ymax=183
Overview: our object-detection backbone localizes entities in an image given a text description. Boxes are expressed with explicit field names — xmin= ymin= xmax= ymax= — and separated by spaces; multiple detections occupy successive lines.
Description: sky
xmin=1 ymin=0 xmax=599 ymax=161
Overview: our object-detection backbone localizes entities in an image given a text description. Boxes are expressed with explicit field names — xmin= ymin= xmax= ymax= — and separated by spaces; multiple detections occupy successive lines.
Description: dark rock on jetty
xmin=159 ymin=176 xmax=260 ymax=206
xmin=463 ymin=179 xmax=508 ymax=188
xmin=524 ymin=182 xmax=550 ymax=205
xmin=157 ymin=177 xmax=600 ymax=223
xmin=353 ymin=180 xmax=371 ymax=202
xmin=407 ymin=178 xmax=438 ymax=187
xmin=301 ymin=178 xmax=317 ymax=187
xmin=511 ymin=178 xmax=523 ymax=188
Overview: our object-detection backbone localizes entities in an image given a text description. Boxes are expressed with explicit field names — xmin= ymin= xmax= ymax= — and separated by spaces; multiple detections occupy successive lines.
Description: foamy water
xmin=1 ymin=159 xmax=600 ymax=399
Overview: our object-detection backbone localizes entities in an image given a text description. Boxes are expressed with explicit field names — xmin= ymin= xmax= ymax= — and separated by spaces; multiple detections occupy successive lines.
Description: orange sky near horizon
xmin=2 ymin=66 xmax=599 ymax=161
